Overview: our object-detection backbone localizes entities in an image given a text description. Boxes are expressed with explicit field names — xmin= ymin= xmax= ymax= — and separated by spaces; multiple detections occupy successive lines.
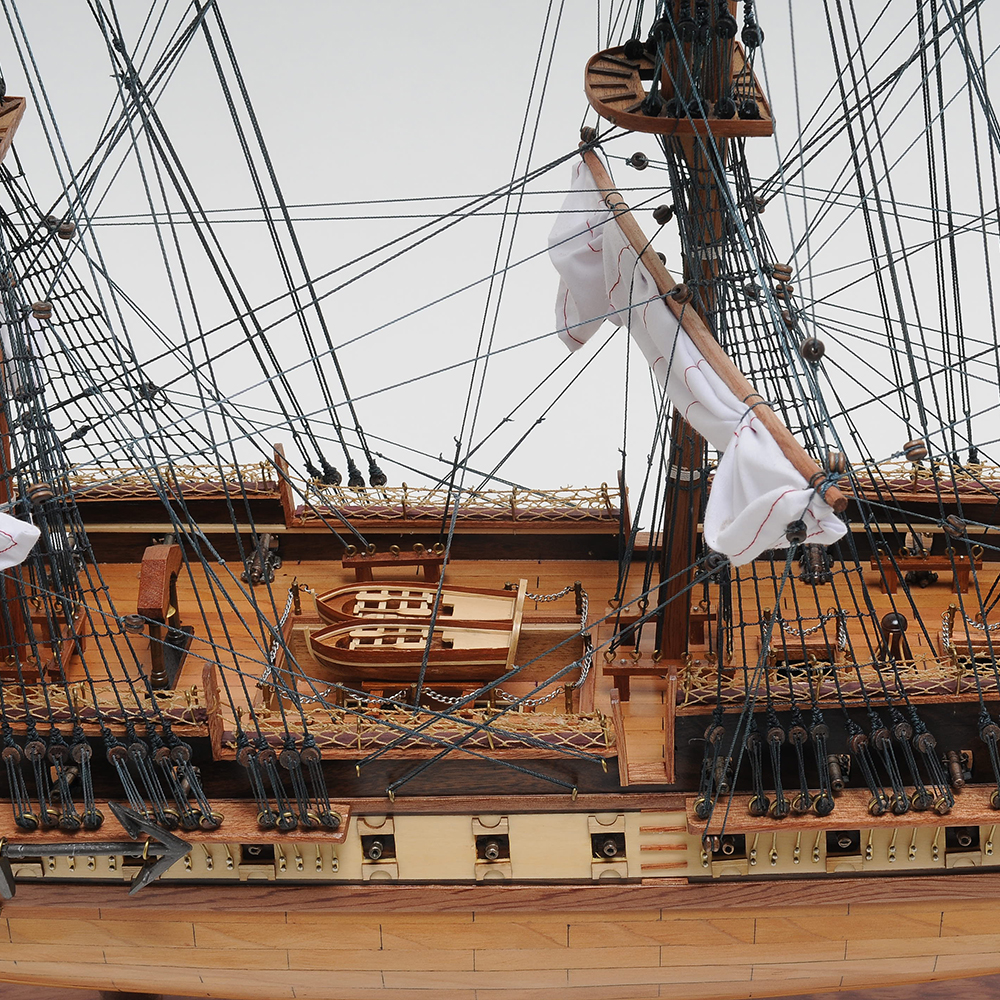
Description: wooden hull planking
xmin=3 ymin=876 xmax=1000 ymax=1000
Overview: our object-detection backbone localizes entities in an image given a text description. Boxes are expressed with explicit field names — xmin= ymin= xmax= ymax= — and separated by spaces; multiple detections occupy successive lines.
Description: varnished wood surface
xmin=78 ymin=548 xmax=998 ymax=713
xmin=3 ymin=557 xmax=1000 ymax=997
xmin=10 ymin=870 xmax=1000 ymax=911
xmin=585 ymin=45 xmax=775 ymax=138
xmin=0 ymin=798 xmax=350 ymax=845
xmin=4 ymin=534 xmax=998 ymax=997
xmin=690 ymin=785 xmax=1000 ymax=834
xmin=137 ymin=544 xmax=183 ymax=619
xmin=18 ymin=548 xmax=1000 ymax=806
xmin=0 ymin=96 xmax=26 ymax=166
xmin=7 ymin=978 xmax=1000 ymax=1000
xmin=3 ymin=878 xmax=1000 ymax=999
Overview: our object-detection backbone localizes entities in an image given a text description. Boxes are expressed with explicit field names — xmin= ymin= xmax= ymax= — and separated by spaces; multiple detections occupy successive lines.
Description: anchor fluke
xmin=108 ymin=801 xmax=192 ymax=894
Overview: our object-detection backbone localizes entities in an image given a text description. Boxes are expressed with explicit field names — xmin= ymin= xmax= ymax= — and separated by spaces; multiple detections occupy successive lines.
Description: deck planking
xmin=4 ymin=554 xmax=999 ymax=998
xmin=35 ymin=554 xmax=1000 ymax=785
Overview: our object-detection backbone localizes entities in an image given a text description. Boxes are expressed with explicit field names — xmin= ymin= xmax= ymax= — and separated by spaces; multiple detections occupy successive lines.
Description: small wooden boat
xmin=313 ymin=580 xmax=521 ymax=626
xmin=306 ymin=620 xmax=517 ymax=684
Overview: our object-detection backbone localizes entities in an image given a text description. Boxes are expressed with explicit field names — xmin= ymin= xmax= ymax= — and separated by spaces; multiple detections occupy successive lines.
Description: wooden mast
xmin=582 ymin=5 xmax=845 ymax=663
xmin=656 ymin=415 xmax=704 ymax=659
xmin=0 ymin=96 xmax=30 ymax=667
xmin=0 ymin=404 xmax=26 ymax=664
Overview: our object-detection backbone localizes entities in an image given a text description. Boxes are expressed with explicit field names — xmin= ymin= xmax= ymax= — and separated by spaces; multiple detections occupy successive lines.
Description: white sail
xmin=549 ymin=157 xmax=845 ymax=565
xmin=0 ymin=511 xmax=40 ymax=569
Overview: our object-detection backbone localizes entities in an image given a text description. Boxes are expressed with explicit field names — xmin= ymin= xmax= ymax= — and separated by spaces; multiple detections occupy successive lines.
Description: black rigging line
xmin=90 ymin=8 xmax=332 ymax=472
xmin=414 ymin=0 xmax=568 ymax=709
xmin=196 ymin=1 xmax=381 ymax=484
xmin=63 ymin=145 xmax=590 ymax=449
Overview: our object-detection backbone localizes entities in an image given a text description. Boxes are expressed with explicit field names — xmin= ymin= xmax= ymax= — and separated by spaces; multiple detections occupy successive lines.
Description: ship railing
xmin=295 ymin=482 xmax=622 ymax=523
xmin=0 ymin=679 xmax=204 ymax=731
xmin=55 ymin=458 xmax=1000 ymax=508
xmin=65 ymin=462 xmax=279 ymax=500
xmin=207 ymin=699 xmax=616 ymax=758
xmin=61 ymin=462 xmax=623 ymax=525
xmin=677 ymin=652 xmax=998 ymax=711
xmin=850 ymin=459 xmax=1000 ymax=495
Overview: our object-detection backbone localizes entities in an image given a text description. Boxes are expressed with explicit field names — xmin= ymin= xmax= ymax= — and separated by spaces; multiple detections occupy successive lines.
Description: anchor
xmin=0 ymin=801 xmax=191 ymax=899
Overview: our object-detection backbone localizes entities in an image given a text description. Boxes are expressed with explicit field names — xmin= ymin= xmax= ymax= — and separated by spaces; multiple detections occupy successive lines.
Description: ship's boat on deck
xmin=312 ymin=581 xmax=520 ymax=627
xmin=306 ymin=620 xmax=515 ymax=683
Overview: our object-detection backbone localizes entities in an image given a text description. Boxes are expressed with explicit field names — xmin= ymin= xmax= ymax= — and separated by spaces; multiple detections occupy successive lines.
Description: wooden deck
xmin=8 ymin=971 xmax=1000 ymax=1000
xmin=27 ymin=548 xmax=1000 ymax=789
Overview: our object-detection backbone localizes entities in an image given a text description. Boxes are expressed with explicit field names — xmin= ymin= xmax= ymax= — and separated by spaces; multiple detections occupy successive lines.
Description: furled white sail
xmin=0 ymin=511 xmax=40 ymax=569
xmin=549 ymin=157 xmax=845 ymax=565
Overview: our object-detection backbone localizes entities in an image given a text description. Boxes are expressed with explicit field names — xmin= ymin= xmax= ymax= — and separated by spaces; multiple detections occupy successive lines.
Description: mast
xmin=0 ymin=96 xmax=29 ymax=665
xmin=0 ymin=401 xmax=25 ymax=661
xmin=576 ymin=152 xmax=846 ymax=511
xmin=656 ymin=9 xmax=736 ymax=660
xmin=583 ymin=4 xmax=845 ymax=662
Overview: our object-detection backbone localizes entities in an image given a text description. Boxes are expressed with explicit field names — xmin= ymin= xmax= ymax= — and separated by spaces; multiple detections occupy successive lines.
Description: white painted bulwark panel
xmin=394 ymin=814 xmax=476 ymax=880
xmin=508 ymin=813 xmax=593 ymax=879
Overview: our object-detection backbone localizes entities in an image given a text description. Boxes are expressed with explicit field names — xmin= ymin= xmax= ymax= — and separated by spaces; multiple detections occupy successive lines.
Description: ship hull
xmin=2 ymin=877 xmax=998 ymax=999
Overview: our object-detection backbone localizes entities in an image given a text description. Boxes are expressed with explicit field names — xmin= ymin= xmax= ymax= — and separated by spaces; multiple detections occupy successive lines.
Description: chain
xmin=260 ymin=587 xmax=298 ymax=685
xmin=420 ymin=688 xmax=466 ymax=705
xmin=495 ymin=685 xmax=564 ymax=707
xmin=778 ymin=610 xmax=848 ymax=650
xmin=963 ymin=611 xmax=1000 ymax=632
xmin=496 ymin=584 xmax=591 ymax=706
xmin=298 ymin=685 xmax=409 ymax=706
xmin=940 ymin=609 xmax=998 ymax=650
xmin=525 ymin=585 xmax=575 ymax=602
xmin=578 ymin=587 xmax=593 ymax=685
xmin=778 ymin=610 xmax=841 ymax=636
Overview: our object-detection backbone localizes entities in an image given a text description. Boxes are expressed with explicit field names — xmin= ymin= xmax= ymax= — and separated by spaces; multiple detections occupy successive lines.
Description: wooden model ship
xmin=0 ymin=3 xmax=1000 ymax=999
